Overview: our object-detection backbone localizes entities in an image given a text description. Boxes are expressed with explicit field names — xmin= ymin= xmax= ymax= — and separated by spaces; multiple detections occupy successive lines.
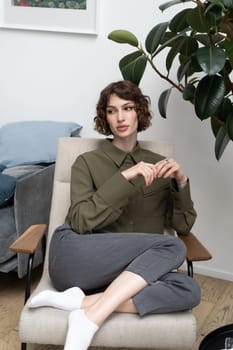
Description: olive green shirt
xmin=66 ymin=139 xmax=196 ymax=235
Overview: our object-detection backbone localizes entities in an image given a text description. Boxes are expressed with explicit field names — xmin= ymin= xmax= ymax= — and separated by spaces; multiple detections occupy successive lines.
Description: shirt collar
xmin=101 ymin=139 xmax=142 ymax=167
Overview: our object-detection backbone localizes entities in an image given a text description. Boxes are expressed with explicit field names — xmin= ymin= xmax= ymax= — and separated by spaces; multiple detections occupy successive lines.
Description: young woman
xmin=29 ymin=80 xmax=200 ymax=350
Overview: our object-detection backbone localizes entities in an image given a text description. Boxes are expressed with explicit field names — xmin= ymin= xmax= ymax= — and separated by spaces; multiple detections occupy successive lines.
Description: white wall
xmin=0 ymin=0 xmax=232 ymax=280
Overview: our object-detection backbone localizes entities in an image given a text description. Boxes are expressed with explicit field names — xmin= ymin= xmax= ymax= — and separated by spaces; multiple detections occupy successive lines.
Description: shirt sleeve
xmin=166 ymin=179 xmax=197 ymax=234
xmin=66 ymin=155 xmax=140 ymax=234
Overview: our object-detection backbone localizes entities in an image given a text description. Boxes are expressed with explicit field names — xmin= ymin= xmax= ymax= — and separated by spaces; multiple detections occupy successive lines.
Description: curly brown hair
xmin=94 ymin=80 xmax=152 ymax=136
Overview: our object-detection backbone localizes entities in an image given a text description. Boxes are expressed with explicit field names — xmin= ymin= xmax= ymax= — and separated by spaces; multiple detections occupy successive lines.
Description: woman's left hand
xmin=154 ymin=158 xmax=187 ymax=187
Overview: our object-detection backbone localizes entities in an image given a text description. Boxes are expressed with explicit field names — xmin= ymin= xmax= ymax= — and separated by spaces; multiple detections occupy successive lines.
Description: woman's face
xmin=106 ymin=94 xmax=138 ymax=141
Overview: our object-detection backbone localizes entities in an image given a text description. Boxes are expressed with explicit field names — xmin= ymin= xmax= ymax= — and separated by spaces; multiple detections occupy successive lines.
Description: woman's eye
xmin=106 ymin=109 xmax=114 ymax=114
xmin=125 ymin=106 xmax=134 ymax=111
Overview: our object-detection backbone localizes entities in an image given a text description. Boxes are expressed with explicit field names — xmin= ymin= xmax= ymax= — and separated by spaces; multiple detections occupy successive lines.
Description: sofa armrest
xmin=14 ymin=163 xmax=55 ymax=235
xmin=10 ymin=224 xmax=47 ymax=254
xmin=177 ymin=232 xmax=212 ymax=262
xmin=14 ymin=164 xmax=55 ymax=278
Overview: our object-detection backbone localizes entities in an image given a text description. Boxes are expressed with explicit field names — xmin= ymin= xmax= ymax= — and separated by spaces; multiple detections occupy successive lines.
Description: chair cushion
xmin=21 ymin=287 xmax=196 ymax=349
xmin=0 ymin=121 xmax=82 ymax=168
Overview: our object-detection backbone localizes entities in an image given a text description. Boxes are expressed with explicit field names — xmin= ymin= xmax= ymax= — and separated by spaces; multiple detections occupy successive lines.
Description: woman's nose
xmin=116 ymin=109 xmax=125 ymax=121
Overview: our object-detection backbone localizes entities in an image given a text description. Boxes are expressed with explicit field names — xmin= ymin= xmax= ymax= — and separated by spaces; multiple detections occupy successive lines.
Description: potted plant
xmin=108 ymin=0 xmax=233 ymax=160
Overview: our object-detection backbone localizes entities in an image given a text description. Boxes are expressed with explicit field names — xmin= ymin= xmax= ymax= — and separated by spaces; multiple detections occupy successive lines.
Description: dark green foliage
xmin=108 ymin=0 xmax=233 ymax=159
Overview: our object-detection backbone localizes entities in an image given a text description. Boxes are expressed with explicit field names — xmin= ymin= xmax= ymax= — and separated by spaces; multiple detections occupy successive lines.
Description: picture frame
xmin=0 ymin=1 xmax=99 ymax=35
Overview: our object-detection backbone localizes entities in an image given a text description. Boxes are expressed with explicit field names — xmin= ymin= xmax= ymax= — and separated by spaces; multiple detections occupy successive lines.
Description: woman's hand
xmin=121 ymin=161 xmax=156 ymax=187
xmin=121 ymin=158 xmax=188 ymax=188
xmin=154 ymin=158 xmax=187 ymax=188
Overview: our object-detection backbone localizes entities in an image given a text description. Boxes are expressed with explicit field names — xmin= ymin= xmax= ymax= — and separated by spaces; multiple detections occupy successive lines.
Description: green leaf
xmin=205 ymin=1 xmax=225 ymax=14
xmin=226 ymin=111 xmax=233 ymax=140
xmin=179 ymin=37 xmax=199 ymax=56
xmin=119 ymin=52 xmax=147 ymax=86
xmin=222 ymin=0 xmax=233 ymax=8
xmin=108 ymin=30 xmax=139 ymax=47
xmin=196 ymin=46 xmax=226 ymax=75
xmin=153 ymin=32 xmax=188 ymax=57
xmin=159 ymin=0 xmax=193 ymax=12
xmin=195 ymin=75 xmax=226 ymax=120
xmin=225 ymin=40 xmax=233 ymax=57
xmin=205 ymin=4 xmax=224 ymax=27
xmin=217 ymin=97 xmax=233 ymax=122
xmin=211 ymin=116 xmax=221 ymax=137
xmin=165 ymin=36 xmax=198 ymax=72
xmin=166 ymin=38 xmax=186 ymax=72
xmin=119 ymin=50 xmax=143 ymax=69
xmin=224 ymin=40 xmax=233 ymax=68
xmin=195 ymin=33 xmax=224 ymax=46
xmin=160 ymin=31 xmax=176 ymax=46
xmin=215 ymin=126 xmax=230 ymax=160
xmin=169 ymin=9 xmax=191 ymax=33
xmin=181 ymin=54 xmax=202 ymax=76
xmin=177 ymin=58 xmax=192 ymax=82
xmin=186 ymin=6 xmax=212 ymax=33
xmin=145 ymin=22 xmax=169 ymax=54
xmin=158 ymin=88 xmax=172 ymax=118
xmin=183 ymin=84 xmax=196 ymax=101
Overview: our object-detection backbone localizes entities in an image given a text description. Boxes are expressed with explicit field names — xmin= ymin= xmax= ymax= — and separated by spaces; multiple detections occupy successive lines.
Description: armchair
xmin=11 ymin=137 xmax=212 ymax=350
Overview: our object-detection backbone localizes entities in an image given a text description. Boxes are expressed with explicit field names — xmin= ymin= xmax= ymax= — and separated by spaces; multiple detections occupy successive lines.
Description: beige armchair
xmin=10 ymin=137 xmax=212 ymax=350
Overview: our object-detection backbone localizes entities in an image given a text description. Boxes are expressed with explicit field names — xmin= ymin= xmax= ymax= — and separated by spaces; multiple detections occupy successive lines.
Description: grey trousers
xmin=49 ymin=223 xmax=200 ymax=316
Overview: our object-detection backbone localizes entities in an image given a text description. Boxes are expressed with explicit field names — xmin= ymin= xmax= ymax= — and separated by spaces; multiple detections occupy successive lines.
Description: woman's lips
xmin=117 ymin=125 xmax=128 ymax=132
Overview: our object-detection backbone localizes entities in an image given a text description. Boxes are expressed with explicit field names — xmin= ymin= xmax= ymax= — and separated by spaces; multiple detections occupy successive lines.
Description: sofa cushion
xmin=0 ymin=172 xmax=16 ymax=208
xmin=3 ymin=164 xmax=47 ymax=180
xmin=0 ymin=120 xmax=82 ymax=168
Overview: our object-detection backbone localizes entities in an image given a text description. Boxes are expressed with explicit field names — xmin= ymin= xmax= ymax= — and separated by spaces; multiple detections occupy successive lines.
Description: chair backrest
xmin=44 ymin=137 xmax=173 ymax=271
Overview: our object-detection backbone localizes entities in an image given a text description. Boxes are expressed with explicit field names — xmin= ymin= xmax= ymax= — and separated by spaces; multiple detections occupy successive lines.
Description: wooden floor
xmin=1 ymin=267 xmax=233 ymax=350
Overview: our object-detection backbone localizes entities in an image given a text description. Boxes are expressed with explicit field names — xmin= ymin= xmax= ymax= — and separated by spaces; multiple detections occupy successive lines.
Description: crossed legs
xmin=30 ymin=271 xmax=146 ymax=350
xmin=65 ymin=271 xmax=147 ymax=350
xmin=29 ymin=230 xmax=200 ymax=350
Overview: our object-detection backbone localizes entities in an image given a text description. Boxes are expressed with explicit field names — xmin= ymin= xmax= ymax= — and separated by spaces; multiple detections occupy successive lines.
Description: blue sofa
xmin=0 ymin=120 xmax=82 ymax=277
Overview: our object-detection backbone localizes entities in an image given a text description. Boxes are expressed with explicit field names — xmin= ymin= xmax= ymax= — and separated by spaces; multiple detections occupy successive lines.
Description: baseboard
xmin=192 ymin=264 xmax=233 ymax=282
xmin=180 ymin=262 xmax=233 ymax=282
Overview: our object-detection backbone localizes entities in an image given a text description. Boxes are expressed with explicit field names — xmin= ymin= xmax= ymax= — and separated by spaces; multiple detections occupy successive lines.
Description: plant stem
xmin=211 ymin=115 xmax=225 ymax=127
xmin=148 ymin=56 xmax=183 ymax=92
xmin=195 ymin=0 xmax=205 ymax=8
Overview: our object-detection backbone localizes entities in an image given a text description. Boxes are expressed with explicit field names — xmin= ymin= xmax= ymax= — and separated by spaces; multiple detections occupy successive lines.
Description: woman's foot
xmin=28 ymin=287 xmax=85 ymax=311
xmin=64 ymin=309 xmax=98 ymax=350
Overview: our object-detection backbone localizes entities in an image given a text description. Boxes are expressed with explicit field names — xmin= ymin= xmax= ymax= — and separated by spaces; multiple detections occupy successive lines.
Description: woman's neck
xmin=112 ymin=136 xmax=137 ymax=153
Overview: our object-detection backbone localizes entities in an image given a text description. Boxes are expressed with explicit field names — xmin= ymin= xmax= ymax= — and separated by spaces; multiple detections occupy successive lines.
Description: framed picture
xmin=0 ymin=1 xmax=99 ymax=35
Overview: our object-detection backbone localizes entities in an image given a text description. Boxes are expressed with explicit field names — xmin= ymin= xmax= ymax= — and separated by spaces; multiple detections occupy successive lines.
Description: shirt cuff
xmin=171 ymin=179 xmax=193 ymax=209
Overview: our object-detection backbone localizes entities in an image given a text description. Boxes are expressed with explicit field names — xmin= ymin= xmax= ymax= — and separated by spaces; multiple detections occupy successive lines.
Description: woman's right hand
xmin=121 ymin=161 xmax=156 ymax=187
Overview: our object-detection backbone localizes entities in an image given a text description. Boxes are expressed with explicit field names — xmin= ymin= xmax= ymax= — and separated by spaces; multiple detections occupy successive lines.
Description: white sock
xmin=28 ymin=287 xmax=85 ymax=311
xmin=64 ymin=309 xmax=99 ymax=350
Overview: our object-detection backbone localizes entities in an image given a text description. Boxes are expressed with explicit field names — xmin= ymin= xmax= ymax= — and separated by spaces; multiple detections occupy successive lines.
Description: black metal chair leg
xmin=24 ymin=253 xmax=35 ymax=304
xmin=21 ymin=342 xmax=27 ymax=350
xmin=42 ymin=233 xmax=47 ymax=260
xmin=21 ymin=254 xmax=35 ymax=350
xmin=186 ymin=259 xmax=193 ymax=278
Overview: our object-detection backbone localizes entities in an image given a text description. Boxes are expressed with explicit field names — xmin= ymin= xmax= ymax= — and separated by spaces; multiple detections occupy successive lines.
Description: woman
xmin=29 ymin=80 xmax=200 ymax=350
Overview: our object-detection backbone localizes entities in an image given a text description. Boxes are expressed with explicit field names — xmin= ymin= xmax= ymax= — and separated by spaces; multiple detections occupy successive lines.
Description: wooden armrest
xmin=177 ymin=232 xmax=212 ymax=262
xmin=10 ymin=224 xmax=47 ymax=254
